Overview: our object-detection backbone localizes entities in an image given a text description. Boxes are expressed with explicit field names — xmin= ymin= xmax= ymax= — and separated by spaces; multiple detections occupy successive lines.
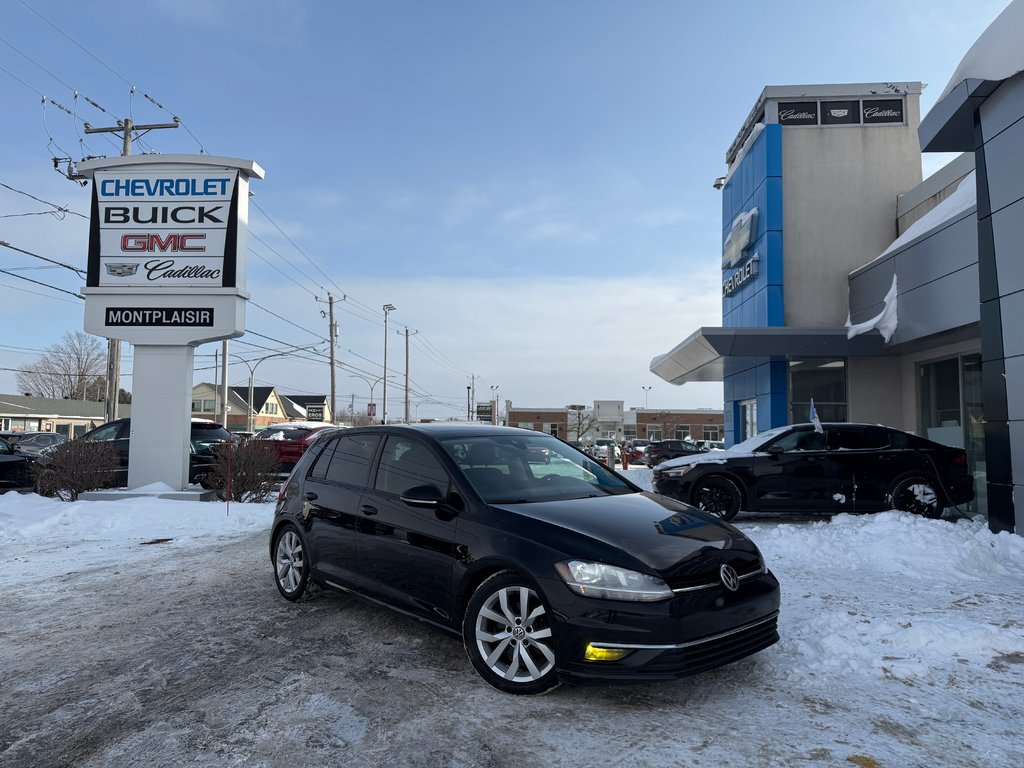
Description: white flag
xmin=809 ymin=398 xmax=823 ymax=433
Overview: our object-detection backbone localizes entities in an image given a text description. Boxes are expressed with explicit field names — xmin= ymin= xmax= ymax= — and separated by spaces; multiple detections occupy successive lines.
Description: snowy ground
xmin=1 ymin=469 xmax=1022 ymax=767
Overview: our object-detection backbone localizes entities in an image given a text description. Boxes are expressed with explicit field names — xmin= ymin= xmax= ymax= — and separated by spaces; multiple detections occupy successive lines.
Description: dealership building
xmin=650 ymin=3 xmax=1023 ymax=533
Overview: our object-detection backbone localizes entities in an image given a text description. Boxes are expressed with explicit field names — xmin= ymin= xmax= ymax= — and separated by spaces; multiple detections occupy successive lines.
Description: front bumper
xmin=540 ymin=569 xmax=781 ymax=684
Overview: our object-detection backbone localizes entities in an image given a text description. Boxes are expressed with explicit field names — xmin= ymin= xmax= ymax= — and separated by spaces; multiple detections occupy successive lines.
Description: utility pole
xmin=328 ymin=294 xmax=337 ymax=424
xmin=403 ymin=328 xmax=418 ymax=423
xmin=221 ymin=339 xmax=229 ymax=428
xmin=382 ymin=303 xmax=396 ymax=424
xmin=83 ymin=117 xmax=179 ymax=424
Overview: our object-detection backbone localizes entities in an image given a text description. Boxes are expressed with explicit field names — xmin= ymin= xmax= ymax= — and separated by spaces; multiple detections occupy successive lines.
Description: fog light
xmin=584 ymin=644 xmax=630 ymax=662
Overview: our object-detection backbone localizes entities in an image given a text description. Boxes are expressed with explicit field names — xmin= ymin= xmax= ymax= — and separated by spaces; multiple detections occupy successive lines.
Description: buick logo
xmin=105 ymin=263 xmax=139 ymax=277
xmin=720 ymin=564 xmax=739 ymax=592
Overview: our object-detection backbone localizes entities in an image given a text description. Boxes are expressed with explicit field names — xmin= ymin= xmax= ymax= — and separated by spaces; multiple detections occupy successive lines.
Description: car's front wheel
xmin=693 ymin=475 xmax=742 ymax=521
xmin=463 ymin=572 xmax=559 ymax=695
xmin=272 ymin=523 xmax=312 ymax=601
xmin=888 ymin=476 xmax=943 ymax=519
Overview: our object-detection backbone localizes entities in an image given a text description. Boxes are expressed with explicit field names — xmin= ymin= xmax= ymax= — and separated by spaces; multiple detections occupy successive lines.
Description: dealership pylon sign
xmin=78 ymin=154 xmax=264 ymax=491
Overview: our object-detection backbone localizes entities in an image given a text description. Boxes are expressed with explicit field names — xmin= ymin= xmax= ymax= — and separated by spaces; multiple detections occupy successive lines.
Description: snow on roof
xmin=938 ymin=0 xmax=1024 ymax=102
xmin=852 ymin=170 xmax=977 ymax=276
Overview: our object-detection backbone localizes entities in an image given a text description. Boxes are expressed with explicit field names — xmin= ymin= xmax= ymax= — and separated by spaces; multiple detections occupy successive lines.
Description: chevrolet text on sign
xmin=89 ymin=170 xmax=238 ymax=288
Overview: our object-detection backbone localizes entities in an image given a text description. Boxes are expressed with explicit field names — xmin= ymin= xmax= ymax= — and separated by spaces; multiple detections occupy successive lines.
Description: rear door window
xmin=325 ymin=434 xmax=380 ymax=487
xmin=374 ymin=437 xmax=449 ymax=496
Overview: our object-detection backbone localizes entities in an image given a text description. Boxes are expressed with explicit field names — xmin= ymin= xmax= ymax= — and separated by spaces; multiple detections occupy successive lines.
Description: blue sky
xmin=0 ymin=0 xmax=1010 ymax=420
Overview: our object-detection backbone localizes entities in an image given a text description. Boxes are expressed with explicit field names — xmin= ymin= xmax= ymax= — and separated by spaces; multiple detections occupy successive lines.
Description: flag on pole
xmin=809 ymin=398 xmax=823 ymax=433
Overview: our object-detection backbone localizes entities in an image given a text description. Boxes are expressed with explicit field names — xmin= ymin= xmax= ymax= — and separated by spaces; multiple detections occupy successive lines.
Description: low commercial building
xmin=0 ymin=394 xmax=127 ymax=437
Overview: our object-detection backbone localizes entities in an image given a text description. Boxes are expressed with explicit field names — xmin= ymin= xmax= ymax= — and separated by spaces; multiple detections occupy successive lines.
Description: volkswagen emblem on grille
xmin=105 ymin=263 xmax=139 ymax=277
xmin=720 ymin=564 xmax=740 ymax=592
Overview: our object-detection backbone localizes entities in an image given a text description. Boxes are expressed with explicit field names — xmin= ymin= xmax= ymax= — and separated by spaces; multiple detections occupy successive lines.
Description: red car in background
xmin=253 ymin=422 xmax=336 ymax=472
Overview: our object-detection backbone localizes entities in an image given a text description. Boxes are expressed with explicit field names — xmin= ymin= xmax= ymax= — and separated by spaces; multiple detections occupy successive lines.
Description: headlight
xmin=554 ymin=560 xmax=673 ymax=602
xmin=659 ymin=464 xmax=697 ymax=478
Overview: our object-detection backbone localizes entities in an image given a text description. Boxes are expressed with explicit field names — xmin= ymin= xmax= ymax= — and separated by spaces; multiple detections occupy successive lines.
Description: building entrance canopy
xmin=649 ymin=327 xmax=888 ymax=385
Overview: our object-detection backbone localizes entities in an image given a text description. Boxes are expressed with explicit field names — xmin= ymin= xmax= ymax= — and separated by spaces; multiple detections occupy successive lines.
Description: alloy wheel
xmin=474 ymin=584 xmax=555 ymax=684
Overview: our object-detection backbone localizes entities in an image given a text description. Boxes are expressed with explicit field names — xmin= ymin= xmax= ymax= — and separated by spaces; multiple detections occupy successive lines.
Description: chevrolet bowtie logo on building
xmin=105 ymin=263 xmax=139 ymax=277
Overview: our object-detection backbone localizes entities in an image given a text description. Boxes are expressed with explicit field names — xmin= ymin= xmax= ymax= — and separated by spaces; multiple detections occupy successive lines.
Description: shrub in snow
xmin=33 ymin=441 xmax=121 ymax=501
xmin=204 ymin=440 xmax=281 ymax=503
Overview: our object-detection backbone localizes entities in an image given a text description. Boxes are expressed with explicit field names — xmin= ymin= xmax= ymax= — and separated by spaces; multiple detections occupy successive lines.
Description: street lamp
xmin=490 ymin=384 xmax=499 ymax=425
xmin=382 ymin=303 xmax=396 ymax=424
xmin=642 ymin=385 xmax=652 ymax=409
xmin=348 ymin=372 xmax=390 ymax=421
xmin=235 ymin=344 xmax=322 ymax=432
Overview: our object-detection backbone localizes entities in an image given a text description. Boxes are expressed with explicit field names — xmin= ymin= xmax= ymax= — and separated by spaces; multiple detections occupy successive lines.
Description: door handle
xmin=304 ymin=491 xmax=318 ymax=501
xmin=360 ymin=504 xmax=378 ymax=516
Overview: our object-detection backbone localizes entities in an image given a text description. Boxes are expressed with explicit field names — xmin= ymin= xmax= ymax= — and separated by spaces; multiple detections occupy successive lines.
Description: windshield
xmin=440 ymin=433 xmax=633 ymax=503
xmin=727 ymin=425 xmax=792 ymax=454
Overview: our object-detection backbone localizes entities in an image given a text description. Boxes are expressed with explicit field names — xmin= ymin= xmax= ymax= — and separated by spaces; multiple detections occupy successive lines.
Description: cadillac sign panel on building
xmin=89 ymin=169 xmax=239 ymax=288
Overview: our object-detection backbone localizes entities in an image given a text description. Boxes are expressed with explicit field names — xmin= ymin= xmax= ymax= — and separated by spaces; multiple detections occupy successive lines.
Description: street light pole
xmin=348 ymin=373 xmax=389 ymax=422
xmin=382 ymin=304 xmax=396 ymax=424
xmin=642 ymin=385 xmax=652 ymax=409
xmin=234 ymin=344 xmax=323 ymax=432
xmin=490 ymin=385 xmax=499 ymax=425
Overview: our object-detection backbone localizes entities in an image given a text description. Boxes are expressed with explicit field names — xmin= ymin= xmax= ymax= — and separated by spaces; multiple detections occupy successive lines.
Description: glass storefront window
xmin=740 ymin=399 xmax=757 ymax=440
xmin=918 ymin=353 xmax=985 ymax=514
xmin=790 ymin=358 xmax=847 ymax=423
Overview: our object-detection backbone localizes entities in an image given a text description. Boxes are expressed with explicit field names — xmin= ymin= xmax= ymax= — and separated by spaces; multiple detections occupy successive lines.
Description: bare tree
xmin=16 ymin=331 xmax=107 ymax=400
xmin=566 ymin=406 xmax=597 ymax=442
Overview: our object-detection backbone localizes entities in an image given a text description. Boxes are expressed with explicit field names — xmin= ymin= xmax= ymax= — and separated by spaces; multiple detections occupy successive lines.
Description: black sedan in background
xmin=35 ymin=418 xmax=232 ymax=486
xmin=0 ymin=431 xmax=68 ymax=457
xmin=653 ymin=422 xmax=974 ymax=521
xmin=0 ymin=436 xmax=32 ymax=492
xmin=645 ymin=439 xmax=707 ymax=466
xmin=271 ymin=424 xmax=780 ymax=694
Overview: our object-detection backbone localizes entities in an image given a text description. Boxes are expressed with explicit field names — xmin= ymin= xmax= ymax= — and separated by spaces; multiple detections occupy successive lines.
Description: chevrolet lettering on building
xmin=105 ymin=307 xmax=215 ymax=327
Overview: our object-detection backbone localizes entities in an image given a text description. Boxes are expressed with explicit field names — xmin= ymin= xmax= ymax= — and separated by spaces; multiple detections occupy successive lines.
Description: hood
xmin=656 ymin=448 xmax=743 ymax=472
xmin=490 ymin=491 xmax=759 ymax=576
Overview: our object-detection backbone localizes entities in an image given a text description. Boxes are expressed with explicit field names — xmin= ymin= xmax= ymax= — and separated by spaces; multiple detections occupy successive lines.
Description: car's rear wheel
xmin=888 ymin=476 xmax=943 ymax=519
xmin=463 ymin=572 xmax=559 ymax=695
xmin=693 ymin=476 xmax=742 ymax=521
xmin=273 ymin=523 xmax=312 ymax=601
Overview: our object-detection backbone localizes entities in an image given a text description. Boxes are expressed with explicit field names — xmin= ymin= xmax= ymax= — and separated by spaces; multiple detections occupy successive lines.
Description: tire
xmin=887 ymin=476 xmax=943 ymax=519
xmin=462 ymin=572 xmax=560 ymax=695
xmin=272 ymin=523 xmax=312 ymax=601
xmin=692 ymin=475 xmax=742 ymax=521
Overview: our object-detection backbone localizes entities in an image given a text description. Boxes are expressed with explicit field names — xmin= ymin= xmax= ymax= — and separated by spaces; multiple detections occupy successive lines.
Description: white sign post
xmin=78 ymin=155 xmax=264 ymax=492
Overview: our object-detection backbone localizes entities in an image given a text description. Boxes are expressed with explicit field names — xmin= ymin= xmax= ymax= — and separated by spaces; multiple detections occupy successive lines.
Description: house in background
xmin=0 ymin=394 xmax=127 ymax=437
xmin=190 ymin=384 xmax=332 ymax=431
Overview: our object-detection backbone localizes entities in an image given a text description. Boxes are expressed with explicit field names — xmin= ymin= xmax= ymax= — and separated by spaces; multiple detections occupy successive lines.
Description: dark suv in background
xmin=645 ymin=439 xmax=707 ymax=466
xmin=37 ymin=418 xmax=232 ymax=486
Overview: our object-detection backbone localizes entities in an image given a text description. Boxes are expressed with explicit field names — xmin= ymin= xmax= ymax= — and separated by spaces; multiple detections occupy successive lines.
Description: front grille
xmin=640 ymin=613 xmax=779 ymax=676
xmin=665 ymin=558 xmax=764 ymax=593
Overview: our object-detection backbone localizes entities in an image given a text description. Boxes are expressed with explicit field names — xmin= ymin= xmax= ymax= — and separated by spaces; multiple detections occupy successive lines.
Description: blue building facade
xmin=720 ymin=124 xmax=787 ymax=444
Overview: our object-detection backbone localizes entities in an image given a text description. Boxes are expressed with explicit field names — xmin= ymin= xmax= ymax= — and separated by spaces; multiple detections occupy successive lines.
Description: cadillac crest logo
xmin=105 ymin=263 xmax=139 ymax=277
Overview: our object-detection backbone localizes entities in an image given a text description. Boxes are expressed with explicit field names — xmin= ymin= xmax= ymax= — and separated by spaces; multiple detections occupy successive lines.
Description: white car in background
xmin=591 ymin=438 xmax=621 ymax=462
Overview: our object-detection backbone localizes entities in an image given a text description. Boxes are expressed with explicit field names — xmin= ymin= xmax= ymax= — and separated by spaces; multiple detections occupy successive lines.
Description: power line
xmin=251 ymin=199 xmax=343 ymax=295
xmin=0 ymin=182 xmax=88 ymax=219
xmin=249 ymin=300 xmax=325 ymax=341
xmin=0 ymin=240 xmax=87 ymax=275
xmin=0 ymin=267 xmax=83 ymax=298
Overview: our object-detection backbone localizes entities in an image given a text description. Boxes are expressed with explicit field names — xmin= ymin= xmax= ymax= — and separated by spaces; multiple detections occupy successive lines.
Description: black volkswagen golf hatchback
xmin=271 ymin=423 xmax=780 ymax=694
xmin=653 ymin=422 xmax=974 ymax=521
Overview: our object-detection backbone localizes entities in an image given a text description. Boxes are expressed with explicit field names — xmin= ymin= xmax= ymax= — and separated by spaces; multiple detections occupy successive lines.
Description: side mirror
xmin=401 ymin=484 xmax=446 ymax=508
xmin=765 ymin=445 xmax=784 ymax=456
